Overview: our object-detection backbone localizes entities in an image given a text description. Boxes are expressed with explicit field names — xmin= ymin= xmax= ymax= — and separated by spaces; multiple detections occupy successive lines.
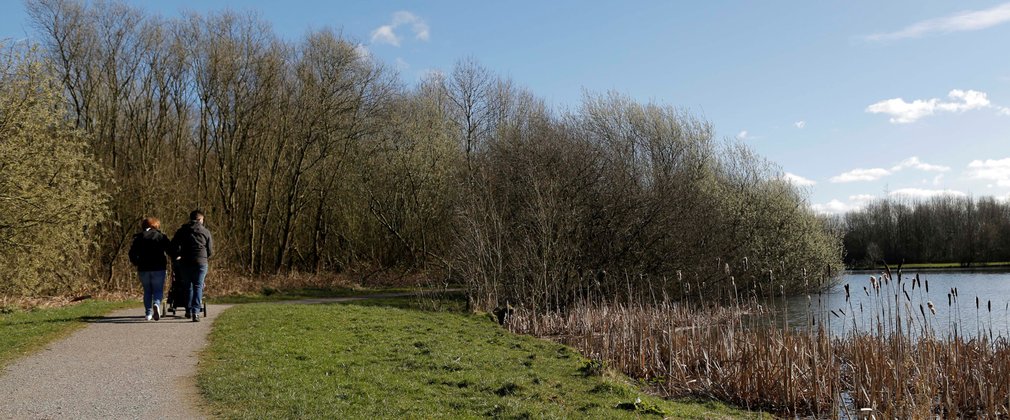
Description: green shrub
xmin=0 ymin=45 xmax=107 ymax=296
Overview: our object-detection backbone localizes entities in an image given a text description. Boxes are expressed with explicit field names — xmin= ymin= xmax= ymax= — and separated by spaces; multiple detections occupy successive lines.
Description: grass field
xmin=199 ymin=299 xmax=758 ymax=419
xmin=0 ymin=300 xmax=136 ymax=368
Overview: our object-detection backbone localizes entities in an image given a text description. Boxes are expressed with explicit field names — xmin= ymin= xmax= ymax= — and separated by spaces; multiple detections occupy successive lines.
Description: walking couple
xmin=128 ymin=210 xmax=214 ymax=322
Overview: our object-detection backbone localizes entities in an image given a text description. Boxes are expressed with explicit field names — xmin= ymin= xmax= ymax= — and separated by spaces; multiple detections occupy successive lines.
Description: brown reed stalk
xmin=505 ymin=271 xmax=1010 ymax=418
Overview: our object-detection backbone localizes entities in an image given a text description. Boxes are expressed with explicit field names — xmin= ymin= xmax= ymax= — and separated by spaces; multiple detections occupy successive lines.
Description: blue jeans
xmin=138 ymin=270 xmax=166 ymax=315
xmin=177 ymin=264 xmax=208 ymax=313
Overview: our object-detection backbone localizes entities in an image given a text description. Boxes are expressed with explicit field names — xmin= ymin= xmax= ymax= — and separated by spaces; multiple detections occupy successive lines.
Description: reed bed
xmin=507 ymin=269 xmax=1010 ymax=418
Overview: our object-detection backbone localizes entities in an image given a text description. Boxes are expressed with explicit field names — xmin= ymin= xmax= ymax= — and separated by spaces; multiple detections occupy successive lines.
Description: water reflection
xmin=773 ymin=271 xmax=1010 ymax=338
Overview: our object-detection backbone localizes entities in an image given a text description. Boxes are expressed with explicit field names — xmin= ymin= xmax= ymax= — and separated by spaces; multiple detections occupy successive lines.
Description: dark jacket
xmin=172 ymin=220 xmax=213 ymax=266
xmin=128 ymin=228 xmax=172 ymax=272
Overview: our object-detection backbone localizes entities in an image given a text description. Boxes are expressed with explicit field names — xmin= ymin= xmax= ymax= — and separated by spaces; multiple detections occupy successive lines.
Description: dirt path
xmin=0 ymin=305 xmax=230 ymax=420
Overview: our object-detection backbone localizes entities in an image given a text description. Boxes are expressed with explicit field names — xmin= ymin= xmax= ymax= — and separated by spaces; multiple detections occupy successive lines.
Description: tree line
xmin=0 ymin=0 xmax=842 ymax=309
xmin=842 ymin=195 xmax=1010 ymax=267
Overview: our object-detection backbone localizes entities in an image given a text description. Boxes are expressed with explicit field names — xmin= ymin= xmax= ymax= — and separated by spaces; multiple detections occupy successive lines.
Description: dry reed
xmin=507 ymin=270 xmax=1010 ymax=418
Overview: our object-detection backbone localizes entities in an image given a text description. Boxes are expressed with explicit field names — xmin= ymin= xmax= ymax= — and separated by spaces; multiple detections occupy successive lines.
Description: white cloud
xmin=782 ymin=172 xmax=816 ymax=186
xmin=812 ymin=195 xmax=881 ymax=215
xmin=932 ymin=174 xmax=944 ymax=186
xmin=889 ymin=188 xmax=967 ymax=199
xmin=865 ymin=98 xmax=936 ymax=124
xmin=794 ymin=120 xmax=806 ymax=129
xmin=849 ymin=194 xmax=877 ymax=203
xmin=370 ymin=25 xmax=399 ymax=46
xmin=891 ymin=156 xmax=950 ymax=172
xmin=353 ymin=44 xmax=371 ymax=60
xmin=811 ymin=199 xmax=854 ymax=215
xmin=966 ymin=158 xmax=1010 ymax=187
xmin=830 ymin=156 xmax=952 ymax=184
xmin=830 ymin=168 xmax=892 ymax=183
xmin=371 ymin=11 xmax=430 ymax=47
xmin=865 ymin=3 xmax=1010 ymax=41
xmin=866 ymin=89 xmax=996 ymax=123
xmin=735 ymin=130 xmax=749 ymax=140
xmin=392 ymin=11 xmax=430 ymax=41
xmin=946 ymin=89 xmax=991 ymax=109
xmin=395 ymin=57 xmax=410 ymax=71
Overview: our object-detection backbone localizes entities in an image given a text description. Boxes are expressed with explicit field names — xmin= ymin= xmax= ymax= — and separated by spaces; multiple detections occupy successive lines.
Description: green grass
xmin=207 ymin=287 xmax=416 ymax=304
xmin=199 ymin=300 xmax=758 ymax=419
xmin=0 ymin=300 xmax=136 ymax=368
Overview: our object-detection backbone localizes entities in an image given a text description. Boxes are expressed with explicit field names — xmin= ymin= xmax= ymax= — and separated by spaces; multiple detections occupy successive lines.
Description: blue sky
xmin=2 ymin=1 xmax=1009 ymax=213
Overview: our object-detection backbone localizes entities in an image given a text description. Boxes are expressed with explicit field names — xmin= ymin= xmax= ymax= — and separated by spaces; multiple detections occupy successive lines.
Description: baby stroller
xmin=162 ymin=264 xmax=208 ymax=318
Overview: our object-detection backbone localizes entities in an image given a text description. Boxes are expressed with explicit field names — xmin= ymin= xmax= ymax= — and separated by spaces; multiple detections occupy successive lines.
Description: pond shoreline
xmin=846 ymin=265 xmax=1010 ymax=274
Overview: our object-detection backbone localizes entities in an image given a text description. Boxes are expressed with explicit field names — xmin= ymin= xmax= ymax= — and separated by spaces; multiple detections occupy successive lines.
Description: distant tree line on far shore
xmin=841 ymin=195 xmax=1010 ymax=268
xmin=0 ymin=0 xmax=843 ymax=308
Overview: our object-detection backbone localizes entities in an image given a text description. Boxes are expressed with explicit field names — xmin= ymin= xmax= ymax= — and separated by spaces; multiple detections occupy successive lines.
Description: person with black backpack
xmin=128 ymin=217 xmax=173 ymax=321
xmin=171 ymin=210 xmax=214 ymax=322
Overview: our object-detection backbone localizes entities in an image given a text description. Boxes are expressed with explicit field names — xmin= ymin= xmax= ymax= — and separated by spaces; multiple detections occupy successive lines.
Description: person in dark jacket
xmin=171 ymin=209 xmax=213 ymax=322
xmin=128 ymin=217 xmax=173 ymax=321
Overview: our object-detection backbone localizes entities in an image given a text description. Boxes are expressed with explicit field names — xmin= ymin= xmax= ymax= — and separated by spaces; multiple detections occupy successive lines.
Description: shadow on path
xmin=80 ymin=313 xmax=210 ymax=324
xmin=78 ymin=315 xmax=147 ymax=324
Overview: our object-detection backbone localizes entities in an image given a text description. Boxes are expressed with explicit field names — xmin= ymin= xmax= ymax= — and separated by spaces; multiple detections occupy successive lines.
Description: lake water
xmin=776 ymin=270 xmax=1010 ymax=338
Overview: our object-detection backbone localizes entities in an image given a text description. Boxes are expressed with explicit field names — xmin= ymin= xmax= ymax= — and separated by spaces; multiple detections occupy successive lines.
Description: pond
xmin=777 ymin=270 xmax=1010 ymax=338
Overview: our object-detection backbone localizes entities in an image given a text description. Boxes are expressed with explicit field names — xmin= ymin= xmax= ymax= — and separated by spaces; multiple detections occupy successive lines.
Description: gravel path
xmin=0 ymin=304 xmax=231 ymax=420
xmin=0 ymin=291 xmax=455 ymax=419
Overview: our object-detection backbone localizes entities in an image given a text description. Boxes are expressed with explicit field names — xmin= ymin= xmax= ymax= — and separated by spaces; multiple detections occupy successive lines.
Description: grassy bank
xmin=198 ymin=299 xmax=757 ymax=419
xmin=0 ymin=300 xmax=135 ymax=368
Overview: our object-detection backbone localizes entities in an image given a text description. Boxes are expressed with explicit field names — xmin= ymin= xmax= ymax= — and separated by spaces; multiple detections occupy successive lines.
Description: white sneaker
xmin=146 ymin=313 xmax=153 ymax=321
